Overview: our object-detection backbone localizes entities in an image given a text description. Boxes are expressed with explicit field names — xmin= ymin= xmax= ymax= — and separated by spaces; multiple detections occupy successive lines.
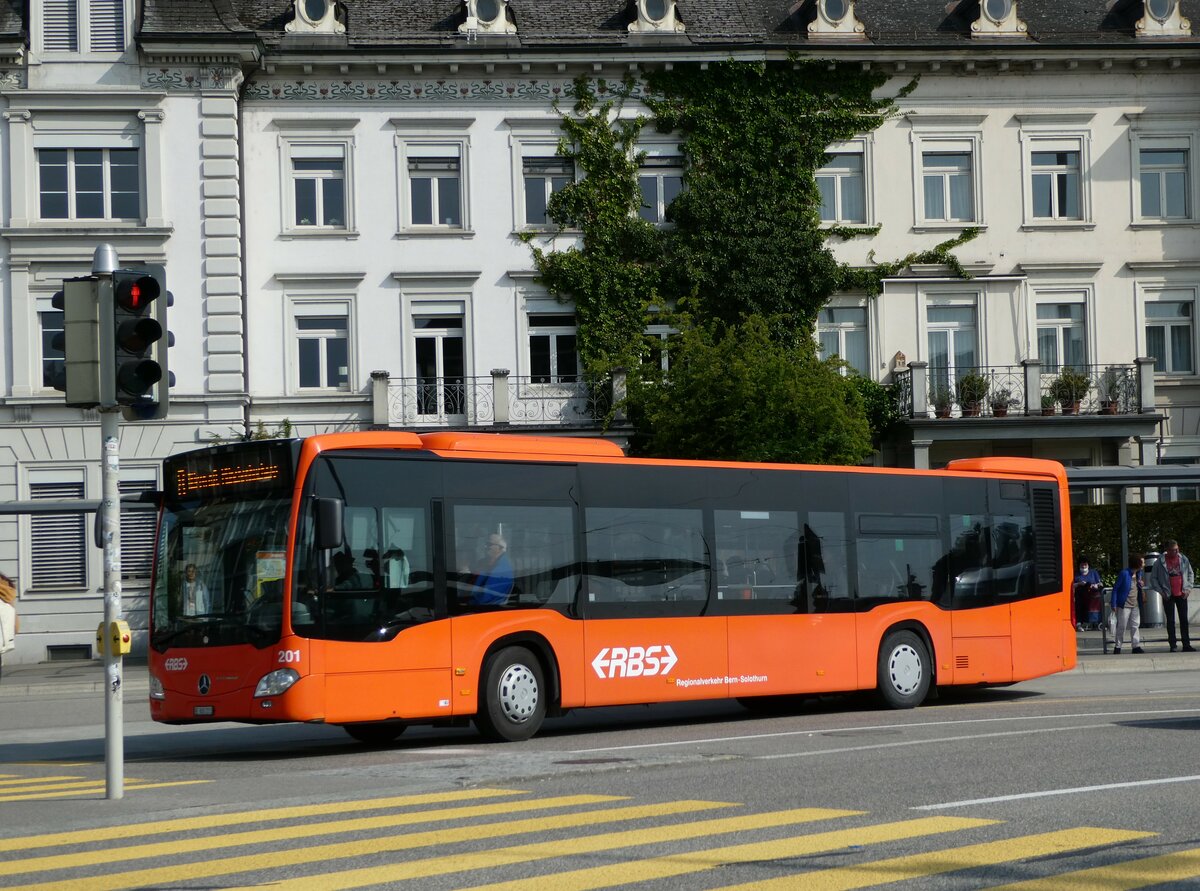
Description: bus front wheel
xmin=476 ymin=646 xmax=546 ymax=742
xmin=877 ymin=630 xmax=931 ymax=709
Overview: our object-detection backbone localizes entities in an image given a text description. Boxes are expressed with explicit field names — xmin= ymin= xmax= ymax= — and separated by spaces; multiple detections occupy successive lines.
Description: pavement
xmin=2 ymin=631 xmax=1198 ymax=700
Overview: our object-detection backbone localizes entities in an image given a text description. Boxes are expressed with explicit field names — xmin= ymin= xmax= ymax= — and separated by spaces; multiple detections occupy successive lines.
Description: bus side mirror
xmin=314 ymin=497 xmax=344 ymax=551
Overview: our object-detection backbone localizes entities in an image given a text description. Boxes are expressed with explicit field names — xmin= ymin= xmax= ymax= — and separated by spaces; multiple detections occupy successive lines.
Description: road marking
xmin=232 ymin=807 xmax=867 ymax=891
xmin=0 ymin=776 xmax=82 ymax=787
xmin=0 ymin=793 xmax=621 ymax=877
xmin=714 ymin=827 xmax=1155 ymax=890
xmin=0 ymin=787 xmax=525 ymax=854
xmin=454 ymin=816 xmax=995 ymax=891
xmin=988 ymin=845 xmax=1200 ymax=889
xmin=12 ymin=799 xmax=734 ymax=891
xmin=569 ymin=707 xmax=1200 ymax=753
xmin=914 ymin=774 xmax=1200 ymax=810
xmin=757 ymin=726 xmax=1085 ymax=761
xmin=0 ymin=780 xmax=209 ymax=802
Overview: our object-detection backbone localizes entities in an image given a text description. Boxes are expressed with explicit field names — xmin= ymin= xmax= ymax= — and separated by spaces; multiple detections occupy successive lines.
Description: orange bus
xmin=148 ymin=432 xmax=1074 ymax=742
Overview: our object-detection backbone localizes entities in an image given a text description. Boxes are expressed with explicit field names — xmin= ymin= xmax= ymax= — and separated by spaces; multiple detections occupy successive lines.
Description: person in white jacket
xmin=0 ymin=572 xmax=18 ymax=679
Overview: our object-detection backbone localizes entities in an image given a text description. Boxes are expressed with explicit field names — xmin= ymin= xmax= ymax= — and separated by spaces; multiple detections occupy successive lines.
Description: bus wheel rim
xmin=888 ymin=644 xmax=922 ymax=695
xmin=497 ymin=664 xmax=539 ymax=724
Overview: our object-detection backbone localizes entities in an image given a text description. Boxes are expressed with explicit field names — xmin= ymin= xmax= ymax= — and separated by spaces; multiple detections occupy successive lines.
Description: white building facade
xmin=0 ymin=0 xmax=1197 ymax=664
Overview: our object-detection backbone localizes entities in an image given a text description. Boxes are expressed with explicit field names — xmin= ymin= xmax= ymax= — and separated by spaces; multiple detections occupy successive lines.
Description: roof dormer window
xmin=1137 ymin=0 xmax=1191 ymax=35
xmin=459 ymin=0 xmax=517 ymax=36
xmin=286 ymin=0 xmax=346 ymax=34
xmin=807 ymin=0 xmax=866 ymax=39
xmin=629 ymin=0 xmax=685 ymax=32
xmin=971 ymin=0 xmax=1027 ymax=37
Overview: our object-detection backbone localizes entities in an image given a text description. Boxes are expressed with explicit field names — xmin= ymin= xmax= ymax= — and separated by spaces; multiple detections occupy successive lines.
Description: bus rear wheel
xmin=877 ymin=630 xmax=931 ymax=709
xmin=476 ymin=646 xmax=546 ymax=742
xmin=343 ymin=722 xmax=406 ymax=745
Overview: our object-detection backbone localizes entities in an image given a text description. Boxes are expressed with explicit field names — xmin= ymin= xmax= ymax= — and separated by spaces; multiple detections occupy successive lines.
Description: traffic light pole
xmin=100 ymin=406 xmax=124 ymax=800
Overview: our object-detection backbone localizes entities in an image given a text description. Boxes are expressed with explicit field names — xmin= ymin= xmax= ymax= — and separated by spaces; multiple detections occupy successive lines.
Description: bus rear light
xmin=149 ymin=674 xmax=165 ymax=700
xmin=255 ymin=668 xmax=300 ymax=698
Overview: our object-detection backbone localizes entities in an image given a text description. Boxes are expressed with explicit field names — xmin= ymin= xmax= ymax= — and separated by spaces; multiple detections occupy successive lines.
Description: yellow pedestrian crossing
xmin=0 ymin=786 xmax=1189 ymax=891
xmin=0 ymin=769 xmax=208 ymax=802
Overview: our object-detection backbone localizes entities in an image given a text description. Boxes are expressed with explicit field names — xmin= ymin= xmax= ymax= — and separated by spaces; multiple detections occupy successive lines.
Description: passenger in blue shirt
xmin=464 ymin=533 xmax=514 ymax=606
xmin=1110 ymin=554 xmax=1145 ymax=654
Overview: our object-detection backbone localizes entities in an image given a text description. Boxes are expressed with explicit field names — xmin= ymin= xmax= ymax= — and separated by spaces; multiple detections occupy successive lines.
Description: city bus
xmin=147 ymin=432 xmax=1074 ymax=743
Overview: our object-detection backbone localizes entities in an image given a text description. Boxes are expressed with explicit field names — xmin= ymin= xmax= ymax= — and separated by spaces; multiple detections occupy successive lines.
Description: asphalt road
xmin=3 ymin=666 xmax=1200 ymax=889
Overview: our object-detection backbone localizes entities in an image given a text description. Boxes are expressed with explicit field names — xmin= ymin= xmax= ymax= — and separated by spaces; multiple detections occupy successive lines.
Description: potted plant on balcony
xmin=930 ymin=385 xmax=953 ymax=418
xmin=989 ymin=386 xmax=1017 ymax=418
xmin=1096 ymin=366 xmax=1124 ymax=415
xmin=1050 ymin=367 xmax=1091 ymax=415
xmin=1041 ymin=393 xmax=1057 ymax=416
xmin=954 ymin=371 xmax=990 ymax=417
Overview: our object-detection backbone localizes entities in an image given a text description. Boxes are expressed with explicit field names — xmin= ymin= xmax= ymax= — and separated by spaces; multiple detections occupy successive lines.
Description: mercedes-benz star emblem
xmin=198 ymin=674 xmax=211 ymax=696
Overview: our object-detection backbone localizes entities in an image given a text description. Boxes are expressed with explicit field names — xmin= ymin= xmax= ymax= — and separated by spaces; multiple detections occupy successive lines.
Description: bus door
xmin=947 ymin=479 xmax=1014 ymax=683
xmin=578 ymin=467 xmax=727 ymax=705
xmin=724 ymin=500 xmax=858 ymax=697
xmin=1007 ymin=481 xmax=1067 ymax=678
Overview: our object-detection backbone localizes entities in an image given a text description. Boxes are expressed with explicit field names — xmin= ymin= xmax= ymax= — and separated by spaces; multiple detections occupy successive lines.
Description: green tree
xmin=628 ymin=315 xmax=873 ymax=464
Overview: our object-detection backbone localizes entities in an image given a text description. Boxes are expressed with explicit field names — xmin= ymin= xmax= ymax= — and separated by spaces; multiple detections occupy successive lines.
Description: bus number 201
xmin=277 ymin=649 xmax=302 ymax=664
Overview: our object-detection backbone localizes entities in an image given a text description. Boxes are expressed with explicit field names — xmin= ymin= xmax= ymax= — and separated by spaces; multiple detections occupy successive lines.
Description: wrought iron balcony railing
xmin=893 ymin=360 xmax=1155 ymax=420
xmin=370 ymin=370 xmax=624 ymax=429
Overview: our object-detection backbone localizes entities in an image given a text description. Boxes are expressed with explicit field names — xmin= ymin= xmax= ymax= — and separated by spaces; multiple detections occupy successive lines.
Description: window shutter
xmin=30 ymin=481 xmax=87 ymax=588
xmin=119 ymin=480 xmax=156 ymax=581
xmin=43 ymin=0 xmax=79 ymax=52
xmin=88 ymin=0 xmax=125 ymax=52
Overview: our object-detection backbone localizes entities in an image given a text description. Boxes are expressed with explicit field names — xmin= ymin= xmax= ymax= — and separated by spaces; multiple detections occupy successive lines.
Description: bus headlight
xmin=149 ymin=674 xmax=165 ymax=700
xmin=255 ymin=668 xmax=300 ymax=698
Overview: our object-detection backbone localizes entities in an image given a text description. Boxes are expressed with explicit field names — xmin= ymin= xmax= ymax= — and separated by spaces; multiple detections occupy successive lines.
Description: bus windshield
xmin=151 ymin=496 xmax=294 ymax=650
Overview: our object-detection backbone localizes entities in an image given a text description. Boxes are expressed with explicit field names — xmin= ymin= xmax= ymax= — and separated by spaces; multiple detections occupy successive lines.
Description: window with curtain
xmin=816 ymin=152 xmax=866 ymax=223
xmin=1036 ymin=302 xmax=1086 ymax=371
xmin=1139 ymin=147 xmax=1190 ymax=220
xmin=1146 ymin=298 xmax=1194 ymax=374
xmin=817 ymin=306 xmax=869 ymax=375
xmin=922 ymin=151 xmax=974 ymax=222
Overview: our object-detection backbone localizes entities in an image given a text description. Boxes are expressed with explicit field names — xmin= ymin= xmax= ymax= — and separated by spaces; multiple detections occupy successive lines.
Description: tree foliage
xmin=526 ymin=62 xmax=978 ymax=462
xmin=628 ymin=315 xmax=874 ymax=464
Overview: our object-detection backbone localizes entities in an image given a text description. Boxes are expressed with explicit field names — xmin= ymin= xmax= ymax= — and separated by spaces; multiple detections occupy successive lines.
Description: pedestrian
xmin=1072 ymin=557 xmax=1102 ymax=631
xmin=0 ymin=573 xmax=18 ymax=680
xmin=1110 ymin=554 xmax=1145 ymax=655
xmin=1150 ymin=539 xmax=1195 ymax=653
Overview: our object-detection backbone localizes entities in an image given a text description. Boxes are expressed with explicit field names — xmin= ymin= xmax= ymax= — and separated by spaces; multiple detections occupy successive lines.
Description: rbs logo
xmin=591 ymin=644 xmax=678 ymax=679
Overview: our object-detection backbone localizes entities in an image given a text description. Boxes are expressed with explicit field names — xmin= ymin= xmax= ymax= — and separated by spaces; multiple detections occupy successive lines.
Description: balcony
xmin=889 ymin=358 xmax=1164 ymax=469
xmin=894 ymin=359 xmax=1157 ymax=419
xmin=369 ymin=369 xmax=626 ymax=431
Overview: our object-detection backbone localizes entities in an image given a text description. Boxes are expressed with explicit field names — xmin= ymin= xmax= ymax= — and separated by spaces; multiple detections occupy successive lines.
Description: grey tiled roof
xmin=135 ymin=0 xmax=1200 ymax=48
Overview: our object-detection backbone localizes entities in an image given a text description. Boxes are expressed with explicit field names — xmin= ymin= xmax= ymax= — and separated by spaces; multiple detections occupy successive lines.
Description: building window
xmin=41 ymin=310 xmax=65 ymax=390
xmin=413 ymin=316 xmax=466 ymax=418
xmin=119 ymin=477 xmax=156 ymax=582
xmin=817 ymin=151 xmax=866 ymax=223
xmin=38 ymin=148 xmax=140 ymax=220
xmin=296 ymin=314 xmax=349 ymax=390
xmin=817 ymin=306 xmax=869 ymax=375
xmin=29 ymin=476 xmax=87 ymax=590
xmin=1139 ymin=147 xmax=1190 ymax=220
xmin=42 ymin=0 xmax=125 ymax=54
xmin=1031 ymin=149 xmax=1081 ymax=220
xmin=922 ymin=152 xmax=975 ymax=222
xmin=638 ymin=154 xmax=684 ymax=223
xmin=523 ymin=156 xmax=573 ymax=227
xmin=1036 ymin=302 xmax=1086 ymax=371
xmin=406 ymin=145 xmax=463 ymax=228
xmin=926 ymin=302 xmax=979 ymax=396
xmin=291 ymin=147 xmax=346 ymax=228
xmin=1158 ymin=457 xmax=1199 ymax=503
xmin=1146 ymin=297 xmax=1194 ymax=374
xmin=528 ymin=314 xmax=579 ymax=384
xmin=646 ymin=323 xmax=678 ymax=372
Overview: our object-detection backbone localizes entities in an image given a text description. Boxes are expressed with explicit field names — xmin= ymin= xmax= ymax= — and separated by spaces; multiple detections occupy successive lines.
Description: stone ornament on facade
xmin=1137 ymin=0 xmax=1191 ymax=36
xmin=808 ymin=0 xmax=867 ymax=40
xmin=629 ymin=0 xmax=686 ymax=33
xmin=459 ymin=0 xmax=517 ymax=37
xmin=233 ymin=77 xmax=646 ymax=102
xmin=286 ymin=0 xmax=347 ymax=35
xmin=145 ymin=67 xmax=243 ymax=92
xmin=971 ymin=0 xmax=1028 ymax=37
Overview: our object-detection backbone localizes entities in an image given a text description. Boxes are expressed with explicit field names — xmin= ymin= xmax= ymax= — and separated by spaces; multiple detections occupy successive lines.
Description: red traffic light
xmin=115 ymin=274 xmax=160 ymax=312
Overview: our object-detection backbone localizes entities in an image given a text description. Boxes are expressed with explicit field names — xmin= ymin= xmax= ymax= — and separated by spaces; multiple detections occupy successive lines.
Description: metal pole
xmin=101 ymin=408 xmax=123 ymax=799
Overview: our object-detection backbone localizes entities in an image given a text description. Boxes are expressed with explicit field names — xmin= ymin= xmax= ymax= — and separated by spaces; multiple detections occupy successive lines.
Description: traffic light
xmin=50 ymin=277 xmax=102 ymax=407
xmin=109 ymin=265 xmax=172 ymax=420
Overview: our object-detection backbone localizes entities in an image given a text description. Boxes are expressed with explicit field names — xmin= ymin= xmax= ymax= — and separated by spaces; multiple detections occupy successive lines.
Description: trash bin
xmin=1141 ymin=551 xmax=1165 ymax=627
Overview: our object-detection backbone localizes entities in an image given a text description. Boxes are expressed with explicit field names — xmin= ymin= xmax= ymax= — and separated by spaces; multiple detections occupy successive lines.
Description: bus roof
xmin=418 ymin=432 xmax=625 ymax=458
